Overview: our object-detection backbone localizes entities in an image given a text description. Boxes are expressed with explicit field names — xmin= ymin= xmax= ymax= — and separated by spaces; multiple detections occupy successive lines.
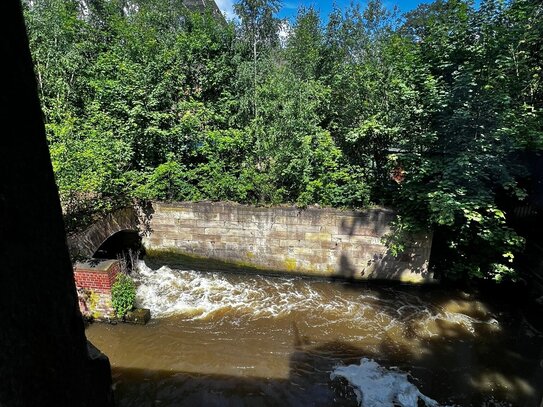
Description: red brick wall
xmin=74 ymin=261 xmax=119 ymax=293
xmin=107 ymin=262 xmax=120 ymax=288
xmin=74 ymin=260 xmax=120 ymax=319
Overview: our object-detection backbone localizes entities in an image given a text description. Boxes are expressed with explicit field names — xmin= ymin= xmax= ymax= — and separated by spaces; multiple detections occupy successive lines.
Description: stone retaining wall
xmin=142 ymin=202 xmax=434 ymax=283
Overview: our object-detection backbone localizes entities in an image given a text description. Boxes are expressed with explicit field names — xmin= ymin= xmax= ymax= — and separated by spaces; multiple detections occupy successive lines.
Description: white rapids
xmin=133 ymin=261 xmax=500 ymax=336
xmin=84 ymin=261 xmax=538 ymax=407
xmin=331 ymin=358 xmax=439 ymax=407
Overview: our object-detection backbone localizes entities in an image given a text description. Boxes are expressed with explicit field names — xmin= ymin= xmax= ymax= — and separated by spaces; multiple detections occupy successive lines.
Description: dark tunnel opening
xmin=93 ymin=230 xmax=145 ymax=262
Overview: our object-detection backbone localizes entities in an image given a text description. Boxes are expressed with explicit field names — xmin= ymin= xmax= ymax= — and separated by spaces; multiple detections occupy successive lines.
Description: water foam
xmin=133 ymin=261 xmax=350 ymax=320
xmin=330 ymin=358 xmax=438 ymax=407
xmin=133 ymin=261 xmax=500 ymax=337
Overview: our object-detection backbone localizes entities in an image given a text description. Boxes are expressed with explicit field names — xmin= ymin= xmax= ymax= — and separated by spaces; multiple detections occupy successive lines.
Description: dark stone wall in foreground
xmin=0 ymin=1 xmax=113 ymax=406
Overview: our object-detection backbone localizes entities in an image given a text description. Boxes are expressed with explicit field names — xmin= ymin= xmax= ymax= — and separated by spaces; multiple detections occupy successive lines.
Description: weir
xmin=65 ymin=202 xmax=543 ymax=406
xmin=86 ymin=259 xmax=543 ymax=406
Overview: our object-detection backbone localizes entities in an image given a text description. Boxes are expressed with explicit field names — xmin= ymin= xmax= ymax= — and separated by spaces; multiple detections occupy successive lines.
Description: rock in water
xmin=125 ymin=308 xmax=151 ymax=324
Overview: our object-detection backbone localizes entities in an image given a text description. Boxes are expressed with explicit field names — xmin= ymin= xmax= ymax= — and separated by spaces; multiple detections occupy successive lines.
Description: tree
xmin=25 ymin=0 xmax=542 ymax=281
xmin=391 ymin=0 xmax=542 ymax=281
xmin=317 ymin=1 xmax=416 ymax=200
xmin=233 ymin=0 xmax=281 ymax=119
xmin=286 ymin=6 xmax=322 ymax=81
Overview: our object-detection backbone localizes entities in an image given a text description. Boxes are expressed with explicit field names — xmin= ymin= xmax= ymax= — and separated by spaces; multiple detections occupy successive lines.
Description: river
xmin=86 ymin=261 xmax=543 ymax=406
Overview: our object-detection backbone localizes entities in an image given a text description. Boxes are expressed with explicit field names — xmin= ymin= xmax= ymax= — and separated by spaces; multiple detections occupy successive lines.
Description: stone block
xmin=195 ymin=211 xmax=221 ymax=221
xmin=125 ymin=308 xmax=151 ymax=324
xmin=273 ymin=230 xmax=305 ymax=240
xmin=278 ymin=239 xmax=302 ymax=248
xmin=224 ymin=242 xmax=240 ymax=250
xmin=221 ymin=235 xmax=260 ymax=245
xmin=191 ymin=234 xmax=223 ymax=243
xmin=305 ymin=232 xmax=331 ymax=242
xmin=188 ymin=220 xmax=222 ymax=229
xmin=204 ymin=227 xmax=228 ymax=235
xmin=146 ymin=223 xmax=175 ymax=232
xmin=270 ymin=223 xmax=288 ymax=232
xmin=174 ymin=218 xmax=198 ymax=227
xmin=149 ymin=217 xmax=177 ymax=227
xmin=171 ymin=211 xmax=198 ymax=220
xmin=155 ymin=231 xmax=191 ymax=241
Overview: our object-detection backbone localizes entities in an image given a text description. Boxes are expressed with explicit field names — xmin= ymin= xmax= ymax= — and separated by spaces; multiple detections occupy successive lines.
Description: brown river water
xmin=86 ymin=261 xmax=543 ymax=407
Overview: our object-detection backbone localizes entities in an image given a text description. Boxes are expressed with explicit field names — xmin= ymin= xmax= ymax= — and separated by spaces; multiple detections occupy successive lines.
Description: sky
xmin=214 ymin=0 xmax=435 ymax=22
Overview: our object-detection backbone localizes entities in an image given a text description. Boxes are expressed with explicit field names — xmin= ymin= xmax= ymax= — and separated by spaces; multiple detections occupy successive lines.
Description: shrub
xmin=111 ymin=273 xmax=136 ymax=318
xmin=134 ymin=159 xmax=201 ymax=202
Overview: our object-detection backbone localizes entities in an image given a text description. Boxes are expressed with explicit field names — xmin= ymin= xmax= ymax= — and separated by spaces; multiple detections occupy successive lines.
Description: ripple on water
xmin=85 ymin=261 xmax=543 ymax=407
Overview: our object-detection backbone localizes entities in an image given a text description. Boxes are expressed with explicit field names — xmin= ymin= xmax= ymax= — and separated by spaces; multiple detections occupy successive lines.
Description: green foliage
xmin=135 ymin=159 xmax=200 ymax=202
xmin=390 ymin=0 xmax=542 ymax=281
xmin=192 ymin=130 xmax=255 ymax=201
xmin=111 ymin=273 xmax=136 ymax=318
xmin=25 ymin=0 xmax=543 ymax=282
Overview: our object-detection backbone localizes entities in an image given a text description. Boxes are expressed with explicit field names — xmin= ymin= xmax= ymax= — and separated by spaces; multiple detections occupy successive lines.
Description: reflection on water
xmin=86 ymin=261 xmax=543 ymax=406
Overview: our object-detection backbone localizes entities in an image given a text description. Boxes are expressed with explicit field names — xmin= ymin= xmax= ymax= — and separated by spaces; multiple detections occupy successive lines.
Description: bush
xmin=134 ymin=159 xmax=201 ymax=202
xmin=111 ymin=273 xmax=136 ymax=318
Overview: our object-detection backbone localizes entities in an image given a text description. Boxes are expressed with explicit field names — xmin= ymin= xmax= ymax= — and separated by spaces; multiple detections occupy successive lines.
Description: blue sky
xmin=215 ymin=1 xmax=435 ymax=21
xmin=276 ymin=1 xmax=433 ymax=20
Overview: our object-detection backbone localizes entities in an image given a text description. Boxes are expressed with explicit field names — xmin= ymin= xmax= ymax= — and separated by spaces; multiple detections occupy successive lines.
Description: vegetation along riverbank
xmin=23 ymin=0 xmax=542 ymax=285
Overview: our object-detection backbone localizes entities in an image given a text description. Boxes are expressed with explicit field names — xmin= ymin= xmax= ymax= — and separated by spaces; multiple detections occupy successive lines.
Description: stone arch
xmin=67 ymin=207 xmax=140 ymax=260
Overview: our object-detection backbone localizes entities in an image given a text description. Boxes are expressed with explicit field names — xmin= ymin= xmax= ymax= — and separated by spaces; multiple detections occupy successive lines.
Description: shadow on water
xmin=377 ymin=316 xmax=543 ymax=406
xmin=109 ymin=303 xmax=543 ymax=407
xmin=111 ymin=325 xmax=361 ymax=406
xmin=111 ymin=365 xmax=359 ymax=407
xmin=110 ymin=339 xmax=363 ymax=407
xmin=338 ymin=282 xmax=543 ymax=406
xmin=101 ymin=252 xmax=543 ymax=407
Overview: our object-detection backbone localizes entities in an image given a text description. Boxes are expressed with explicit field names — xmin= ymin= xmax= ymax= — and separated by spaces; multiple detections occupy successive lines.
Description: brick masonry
xmin=74 ymin=259 xmax=120 ymax=319
xmin=141 ymin=202 xmax=435 ymax=283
